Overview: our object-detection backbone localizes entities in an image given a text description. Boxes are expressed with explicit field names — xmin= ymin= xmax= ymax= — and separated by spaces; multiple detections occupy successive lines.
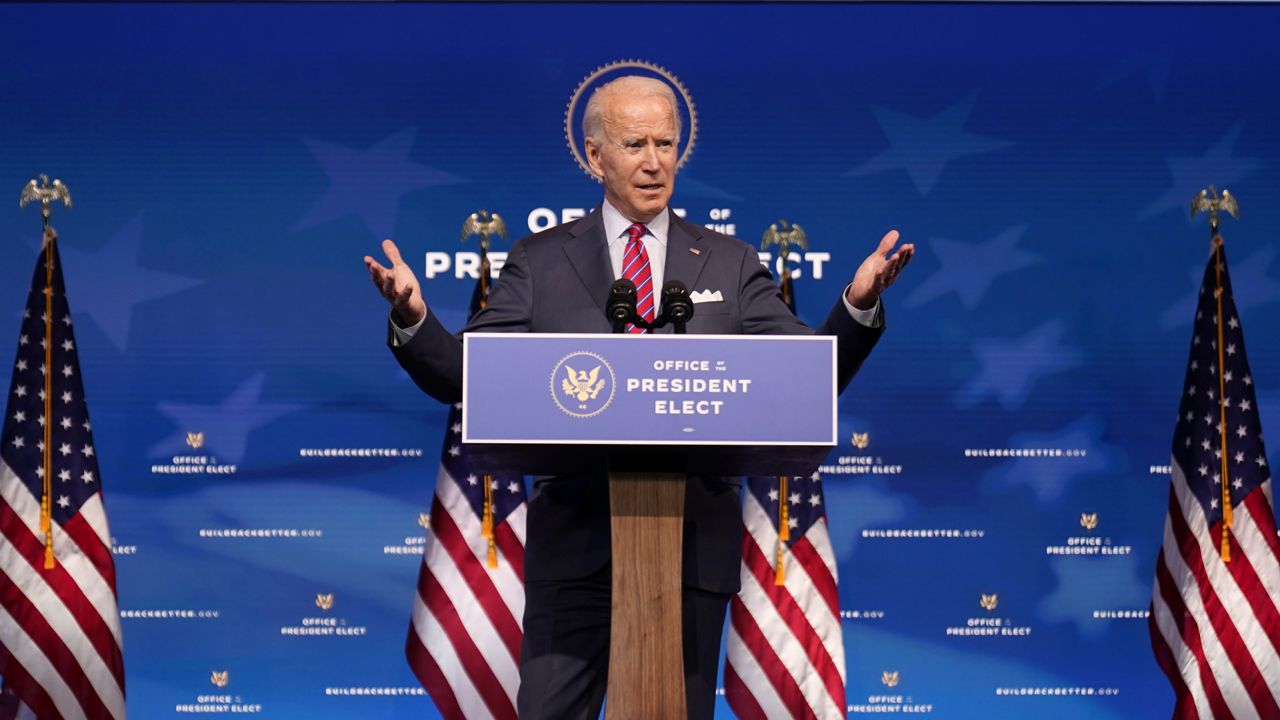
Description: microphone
xmin=660 ymin=280 xmax=694 ymax=333
xmin=606 ymin=278 xmax=638 ymax=333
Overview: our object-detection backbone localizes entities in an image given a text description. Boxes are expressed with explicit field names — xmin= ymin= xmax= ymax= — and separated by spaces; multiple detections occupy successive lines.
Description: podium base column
xmin=605 ymin=471 xmax=687 ymax=720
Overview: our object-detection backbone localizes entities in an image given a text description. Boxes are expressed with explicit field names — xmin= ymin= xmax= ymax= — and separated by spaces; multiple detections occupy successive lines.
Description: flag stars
xmin=787 ymin=517 xmax=799 ymax=529
xmin=1233 ymin=477 xmax=1244 ymax=490
xmin=789 ymin=492 xmax=801 ymax=505
xmin=58 ymin=468 xmax=70 ymax=482
xmin=15 ymin=359 xmax=27 ymax=372
xmin=14 ymin=385 xmax=26 ymax=398
xmin=18 ymin=334 xmax=28 ymax=346
xmin=1237 ymin=425 xmax=1249 ymax=438
xmin=81 ymin=470 xmax=95 ymax=484
xmin=61 ymin=365 xmax=73 ymax=378
xmin=490 ymin=479 xmax=500 ymax=491
xmin=1229 ymin=316 xmax=1240 ymax=329
xmin=1185 ymin=411 xmax=1194 ymax=423
xmin=768 ymin=488 xmax=779 ymax=501
xmin=60 ymin=391 xmax=71 ymax=404
xmin=1241 ymin=399 xmax=1252 ymax=412
xmin=1245 ymin=375 xmax=1253 ymax=386
xmin=1213 ymin=474 xmax=1221 ymax=485
xmin=81 ymin=420 xmax=91 ymax=432
xmin=10 ymin=436 xmax=24 ymax=449
xmin=36 ymin=414 xmax=45 ymax=427
xmin=450 ymin=423 xmax=461 ymax=435
xmin=57 ymin=495 xmax=69 ymax=509
xmin=507 ymin=481 xmax=520 ymax=494
xmin=1188 ymin=386 xmax=1197 ymax=397
xmin=1211 ymin=498 xmax=1219 ymax=509
xmin=466 ymin=475 xmax=478 ymax=486
xmin=1226 ymin=343 xmax=1237 ymax=356
xmin=1234 ymin=451 xmax=1245 ymax=464
xmin=38 ymin=363 xmax=46 ymax=376
xmin=1202 ymin=439 xmax=1212 ymax=451
xmin=35 ymin=466 xmax=43 ymax=479
xmin=80 ymin=444 xmax=94 ymax=458
xmin=1204 ymin=413 xmax=1214 ymax=426
xmin=1256 ymin=456 xmax=1268 ymax=468
xmin=1198 ymin=465 xmax=1209 ymax=476
xmin=1191 ymin=360 xmax=1199 ymax=370
xmin=61 ymin=339 xmax=73 ymax=352
xmin=59 ymin=417 xmax=72 ymax=430
xmin=447 ymin=445 xmax=460 ymax=457
xmin=13 ymin=411 xmax=25 ymax=423
xmin=61 ymin=314 xmax=71 ymax=327
xmin=808 ymin=494 xmax=822 ymax=507
xmin=1224 ymin=370 xmax=1234 ymax=383
xmin=58 ymin=442 xmax=71 ymax=457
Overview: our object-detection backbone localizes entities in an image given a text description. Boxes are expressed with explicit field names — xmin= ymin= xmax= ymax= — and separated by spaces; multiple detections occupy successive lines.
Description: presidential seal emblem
xmin=565 ymin=59 xmax=698 ymax=180
xmin=550 ymin=351 xmax=616 ymax=418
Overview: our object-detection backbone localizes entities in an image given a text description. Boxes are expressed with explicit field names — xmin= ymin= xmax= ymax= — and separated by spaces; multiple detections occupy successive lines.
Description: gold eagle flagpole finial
xmin=20 ymin=175 xmax=73 ymax=570
xmin=1192 ymin=186 xmax=1240 ymax=562
xmin=461 ymin=210 xmax=507 ymax=568
xmin=461 ymin=210 xmax=507 ymax=312
xmin=761 ymin=220 xmax=807 ymax=311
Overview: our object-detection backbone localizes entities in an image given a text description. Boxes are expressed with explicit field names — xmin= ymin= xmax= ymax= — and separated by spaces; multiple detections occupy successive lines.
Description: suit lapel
xmin=563 ymin=207 xmax=614 ymax=315
xmin=664 ymin=212 xmax=710 ymax=291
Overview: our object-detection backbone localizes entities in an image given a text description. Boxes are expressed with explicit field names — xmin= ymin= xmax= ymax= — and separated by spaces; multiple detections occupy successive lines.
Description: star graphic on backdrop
xmin=29 ymin=215 xmax=202 ymax=351
xmin=1039 ymin=554 xmax=1149 ymax=639
xmin=821 ymin=481 xmax=910 ymax=555
xmin=1096 ymin=53 xmax=1170 ymax=102
xmin=673 ymin=175 xmax=744 ymax=203
xmin=149 ymin=372 xmax=303 ymax=464
xmin=983 ymin=414 xmax=1117 ymax=506
xmin=1159 ymin=245 xmax=1280 ymax=329
xmin=293 ymin=128 xmax=465 ymax=239
xmin=1141 ymin=124 xmax=1260 ymax=219
xmin=845 ymin=97 xmax=1012 ymax=196
xmin=905 ymin=225 xmax=1041 ymax=310
xmin=956 ymin=320 xmax=1084 ymax=410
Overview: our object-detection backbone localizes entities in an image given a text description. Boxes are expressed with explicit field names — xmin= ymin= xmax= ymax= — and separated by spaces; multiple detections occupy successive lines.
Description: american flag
xmin=725 ymin=471 xmax=847 ymax=719
xmin=0 ymin=239 xmax=126 ymax=719
xmin=1149 ymin=237 xmax=1280 ymax=719
xmin=406 ymin=269 xmax=527 ymax=720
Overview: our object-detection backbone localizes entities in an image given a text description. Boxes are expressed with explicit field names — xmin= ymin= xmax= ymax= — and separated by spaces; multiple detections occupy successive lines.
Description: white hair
xmin=583 ymin=75 xmax=682 ymax=144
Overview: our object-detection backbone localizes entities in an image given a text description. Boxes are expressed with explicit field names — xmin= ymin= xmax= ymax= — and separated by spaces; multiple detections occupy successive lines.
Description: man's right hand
xmin=364 ymin=239 xmax=426 ymax=327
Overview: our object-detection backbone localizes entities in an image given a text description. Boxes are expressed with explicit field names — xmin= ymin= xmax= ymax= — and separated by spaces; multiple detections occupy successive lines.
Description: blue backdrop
xmin=2 ymin=3 xmax=1279 ymax=718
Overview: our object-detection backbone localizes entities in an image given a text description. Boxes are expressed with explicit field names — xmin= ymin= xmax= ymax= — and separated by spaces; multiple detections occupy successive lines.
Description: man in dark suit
xmin=366 ymin=75 xmax=912 ymax=719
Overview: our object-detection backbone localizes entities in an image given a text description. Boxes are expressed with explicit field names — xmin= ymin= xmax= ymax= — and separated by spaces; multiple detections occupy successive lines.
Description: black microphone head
xmin=607 ymin=278 xmax=638 ymax=324
xmin=661 ymin=280 xmax=694 ymax=322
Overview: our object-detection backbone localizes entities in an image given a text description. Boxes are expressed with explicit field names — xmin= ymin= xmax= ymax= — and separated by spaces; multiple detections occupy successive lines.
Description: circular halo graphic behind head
xmin=564 ymin=59 xmax=698 ymax=182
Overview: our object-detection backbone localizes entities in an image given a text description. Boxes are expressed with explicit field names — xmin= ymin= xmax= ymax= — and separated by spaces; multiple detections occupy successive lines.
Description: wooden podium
xmin=461 ymin=334 xmax=837 ymax=718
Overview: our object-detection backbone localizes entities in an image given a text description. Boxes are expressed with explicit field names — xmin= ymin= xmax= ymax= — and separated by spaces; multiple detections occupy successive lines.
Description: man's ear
xmin=584 ymin=136 xmax=604 ymax=180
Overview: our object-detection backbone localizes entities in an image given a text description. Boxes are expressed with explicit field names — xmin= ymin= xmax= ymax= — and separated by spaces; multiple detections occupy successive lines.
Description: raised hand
xmin=364 ymin=238 xmax=427 ymax=327
xmin=846 ymin=230 xmax=914 ymax=311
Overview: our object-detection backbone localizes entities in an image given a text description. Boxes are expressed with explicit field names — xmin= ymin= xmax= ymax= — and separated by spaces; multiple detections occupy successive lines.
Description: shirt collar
xmin=601 ymin=199 xmax=670 ymax=249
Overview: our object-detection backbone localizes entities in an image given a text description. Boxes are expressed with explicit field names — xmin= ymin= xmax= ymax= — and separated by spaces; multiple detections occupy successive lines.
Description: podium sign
xmin=462 ymin=332 xmax=837 ymax=445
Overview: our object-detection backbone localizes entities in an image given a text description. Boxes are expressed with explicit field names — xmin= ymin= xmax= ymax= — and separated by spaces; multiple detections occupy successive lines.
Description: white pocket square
xmin=690 ymin=289 xmax=723 ymax=303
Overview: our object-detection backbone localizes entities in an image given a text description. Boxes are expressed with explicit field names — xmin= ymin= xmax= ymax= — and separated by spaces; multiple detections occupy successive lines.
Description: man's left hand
xmin=847 ymin=230 xmax=914 ymax=310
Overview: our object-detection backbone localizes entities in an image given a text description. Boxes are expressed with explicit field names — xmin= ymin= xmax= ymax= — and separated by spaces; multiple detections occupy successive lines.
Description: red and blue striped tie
xmin=622 ymin=222 xmax=655 ymax=334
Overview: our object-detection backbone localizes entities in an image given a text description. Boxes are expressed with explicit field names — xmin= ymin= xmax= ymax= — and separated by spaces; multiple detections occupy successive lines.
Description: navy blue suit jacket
xmin=392 ymin=207 xmax=882 ymax=593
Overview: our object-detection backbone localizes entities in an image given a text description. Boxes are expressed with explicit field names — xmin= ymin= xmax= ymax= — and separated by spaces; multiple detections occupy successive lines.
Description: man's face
xmin=585 ymin=93 xmax=678 ymax=224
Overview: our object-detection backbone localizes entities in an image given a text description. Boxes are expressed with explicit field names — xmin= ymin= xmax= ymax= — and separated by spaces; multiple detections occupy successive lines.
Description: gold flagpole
xmin=1191 ymin=186 xmax=1239 ymax=563
xmin=19 ymin=175 xmax=72 ymax=570
xmin=461 ymin=211 xmax=507 ymax=569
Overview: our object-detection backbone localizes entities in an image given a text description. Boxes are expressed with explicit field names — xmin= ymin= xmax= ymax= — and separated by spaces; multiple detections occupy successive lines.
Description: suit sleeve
xmin=735 ymin=242 xmax=884 ymax=394
xmin=388 ymin=238 xmax=536 ymax=404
